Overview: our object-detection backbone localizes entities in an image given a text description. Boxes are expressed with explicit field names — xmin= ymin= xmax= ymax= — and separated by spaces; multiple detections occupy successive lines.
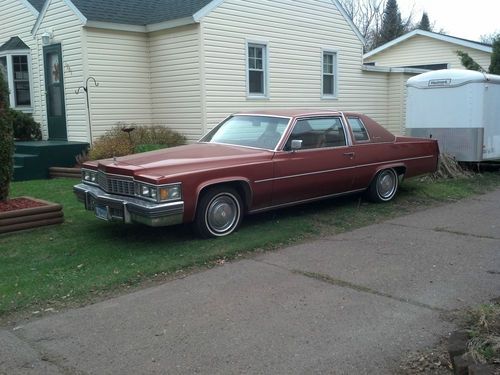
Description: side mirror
xmin=291 ymin=139 xmax=302 ymax=151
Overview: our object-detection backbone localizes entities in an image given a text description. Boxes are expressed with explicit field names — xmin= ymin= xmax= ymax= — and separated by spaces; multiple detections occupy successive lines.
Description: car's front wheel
xmin=367 ymin=168 xmax=399 ymax=202
xmin=194 ymin=186 xmax=243 ymax=238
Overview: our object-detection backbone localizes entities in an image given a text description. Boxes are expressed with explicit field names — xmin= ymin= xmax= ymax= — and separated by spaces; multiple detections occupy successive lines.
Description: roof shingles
xmin=27 ymin=0 xmax=214 ymax=25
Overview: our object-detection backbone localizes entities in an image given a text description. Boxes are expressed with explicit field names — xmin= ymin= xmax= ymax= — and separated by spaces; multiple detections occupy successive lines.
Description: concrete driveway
xmin=1 ymin=189 xmax=499 ymax=374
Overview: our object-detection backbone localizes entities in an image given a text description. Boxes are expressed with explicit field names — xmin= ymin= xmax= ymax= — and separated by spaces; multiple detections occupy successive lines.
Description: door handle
xmin=343 ymin=152 xmax=355 ymax=159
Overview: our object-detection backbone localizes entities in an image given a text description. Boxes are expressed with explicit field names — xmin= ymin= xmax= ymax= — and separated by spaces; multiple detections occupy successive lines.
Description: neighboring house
xmin=364 ymin=29 xmax=493 ymax=71
xmin=1 ymin=0 xmax=416 ymax=144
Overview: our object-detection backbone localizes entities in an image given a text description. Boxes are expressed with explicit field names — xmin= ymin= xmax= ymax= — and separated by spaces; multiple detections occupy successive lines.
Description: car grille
xmin=97 ymin=171 xmax=135 ymax=196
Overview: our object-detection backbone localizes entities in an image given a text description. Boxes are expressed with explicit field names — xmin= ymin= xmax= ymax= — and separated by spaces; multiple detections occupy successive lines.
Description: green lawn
xmin=1 ymin=173 xmax=499 ymax=320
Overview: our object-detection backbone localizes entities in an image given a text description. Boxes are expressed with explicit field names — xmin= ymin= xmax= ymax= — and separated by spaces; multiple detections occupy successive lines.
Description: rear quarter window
xmin=348 ymin=117 xmax=370 ymax=142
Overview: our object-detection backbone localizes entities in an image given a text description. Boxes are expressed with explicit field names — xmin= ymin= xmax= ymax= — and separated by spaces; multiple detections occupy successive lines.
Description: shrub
xmin=0 ymin=69 xmax=14 ymax=201
xmin=88 ymin=128 xmax=134 ymax=160
xmin=131 ymin=125 xmax=187 ymax=147
xmin=10 ymin=109 xmax=42 ymax=141
xmin=88 ymin=123 xmax=186 ymax=160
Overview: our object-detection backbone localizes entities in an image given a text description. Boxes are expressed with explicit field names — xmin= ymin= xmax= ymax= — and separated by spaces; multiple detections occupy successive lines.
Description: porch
xmin=13 ymin=141 xmax=89 ymax=181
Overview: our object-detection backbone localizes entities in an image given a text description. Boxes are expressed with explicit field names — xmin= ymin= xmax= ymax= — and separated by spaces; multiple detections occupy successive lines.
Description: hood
xmin=93 ymin=143 xmax=273 ymax=181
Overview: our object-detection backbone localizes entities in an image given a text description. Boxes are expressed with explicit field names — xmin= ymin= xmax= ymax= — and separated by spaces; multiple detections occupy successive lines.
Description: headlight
xmin=82 ymin=169 xmax=97 ymax=184
xmin=135 ymin=183 xmax=182 ymax=202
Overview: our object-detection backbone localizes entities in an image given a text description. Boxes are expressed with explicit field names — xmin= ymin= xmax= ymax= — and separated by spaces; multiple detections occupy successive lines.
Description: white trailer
xmin=406 ymin=69 xmax=500 ymax=162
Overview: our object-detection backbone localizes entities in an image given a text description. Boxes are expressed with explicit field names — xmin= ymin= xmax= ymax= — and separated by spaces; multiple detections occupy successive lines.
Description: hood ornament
xmin=113 ymin=156 xmax=117 ymax=164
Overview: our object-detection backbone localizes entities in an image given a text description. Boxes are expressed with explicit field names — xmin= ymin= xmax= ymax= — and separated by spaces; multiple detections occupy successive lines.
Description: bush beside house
xmin=0 ymin=69 xmax=14 ymax=201
xmin=88 ymin=124 xmax=187 ymax=160
xmin=11 ymin=109 xmax=42 ymax=141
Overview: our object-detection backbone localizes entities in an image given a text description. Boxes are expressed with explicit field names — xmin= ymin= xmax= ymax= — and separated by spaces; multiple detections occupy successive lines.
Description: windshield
xmin=201 ymin=115 xmax=290 ymax=150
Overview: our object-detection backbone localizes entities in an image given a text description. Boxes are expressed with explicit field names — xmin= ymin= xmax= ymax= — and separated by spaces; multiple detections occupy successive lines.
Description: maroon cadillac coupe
xmin=74 ymin=110 xmax=439 ymax=237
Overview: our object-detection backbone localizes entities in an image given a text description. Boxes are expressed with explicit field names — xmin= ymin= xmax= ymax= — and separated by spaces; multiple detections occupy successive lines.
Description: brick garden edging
xmin=448 ymin=330 xmax=496 ymax=375
xmin=49 ymin=166 xmax=81 ymax=179
xmin=0 ymin=197 xmax=64 ymax=234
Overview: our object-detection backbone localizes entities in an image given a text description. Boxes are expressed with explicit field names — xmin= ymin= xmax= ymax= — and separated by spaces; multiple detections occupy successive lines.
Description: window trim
xmin=246 ymin=40 xmax=269 ymax=99
xmin=321 ymin=49 xmax=338 ymax=100
xmin=0 ymin=49 xmax=34 ymax=111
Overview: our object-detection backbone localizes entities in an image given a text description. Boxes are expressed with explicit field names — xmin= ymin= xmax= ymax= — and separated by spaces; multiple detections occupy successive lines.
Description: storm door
xmin=43 ymin=44 xmax=67 ymax=140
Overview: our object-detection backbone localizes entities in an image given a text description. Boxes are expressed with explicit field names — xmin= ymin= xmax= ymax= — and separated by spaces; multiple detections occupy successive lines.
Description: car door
xmin=271 ymin=116 xmax=356 ymax=205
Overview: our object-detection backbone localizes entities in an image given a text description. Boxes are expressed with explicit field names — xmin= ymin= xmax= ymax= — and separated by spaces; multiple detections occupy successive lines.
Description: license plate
xmin=95 ymin=205 xmax=110 ymax=221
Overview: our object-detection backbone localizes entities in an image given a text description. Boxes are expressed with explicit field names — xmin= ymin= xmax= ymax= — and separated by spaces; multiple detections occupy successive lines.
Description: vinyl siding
xmin=149 ymin=24 xmax=202 ymax=142
xmin=387 ymin=72 xmax=413 ymax=135
xmin=200 ymin=0 xmax=393 ymax=133
xmin=35 ymin=0 xmax=87 ymax=141
xmin=0 ymin=0 xmax=38 ymax=118
xmin=85 ymin=27 xmax=152 ymax=139
xmin=365 ymin=35 xmax=491 ymax=70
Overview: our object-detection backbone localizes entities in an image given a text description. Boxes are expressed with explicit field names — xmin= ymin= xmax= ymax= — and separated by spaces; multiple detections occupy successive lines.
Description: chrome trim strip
xmin=254 ymin=154 xmax=435 ymax=183
xmin=248 ymin=188 xmax=366 ymax=214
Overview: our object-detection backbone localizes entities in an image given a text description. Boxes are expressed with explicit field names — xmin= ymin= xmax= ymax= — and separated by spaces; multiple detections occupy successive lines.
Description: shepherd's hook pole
xmin=76 ymin=76 xmax=99 ymax=145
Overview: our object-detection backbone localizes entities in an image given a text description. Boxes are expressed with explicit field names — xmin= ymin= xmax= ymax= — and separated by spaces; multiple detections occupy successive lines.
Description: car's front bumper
xmin=73 ymin=183 xmax=184 ymax=227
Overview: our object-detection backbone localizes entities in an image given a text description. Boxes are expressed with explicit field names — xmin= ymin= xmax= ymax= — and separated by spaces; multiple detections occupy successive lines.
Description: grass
xmin=463 ymin=301 xmax=500 ymax=364
xmin=1 ymin=173 xmax=500 ymax=322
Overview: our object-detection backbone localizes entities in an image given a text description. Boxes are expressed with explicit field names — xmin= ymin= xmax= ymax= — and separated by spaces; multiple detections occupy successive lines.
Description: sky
xmin=396 ymin=0 xmax=500 ymax=42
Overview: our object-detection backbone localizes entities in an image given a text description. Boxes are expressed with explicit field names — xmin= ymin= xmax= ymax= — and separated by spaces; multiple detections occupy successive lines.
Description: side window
xmin=286 ymin=117 xmax=346 ymax=150
xmin=247 ymin=43 xmax=267 ymax=97
xmin=348 ymin=117 xmax=370 ymax=142
xmin=322 ymin=50 xmax=337 ymax=98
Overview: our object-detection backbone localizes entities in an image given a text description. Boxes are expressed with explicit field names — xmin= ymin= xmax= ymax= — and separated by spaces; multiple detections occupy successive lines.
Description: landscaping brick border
xmin=0 ymin=196 xmax=63 ymax=234
xmin=49 ymin=167 xmax=81 ymax=179
xmin=448 ymin=330 xmax=496 ymax=374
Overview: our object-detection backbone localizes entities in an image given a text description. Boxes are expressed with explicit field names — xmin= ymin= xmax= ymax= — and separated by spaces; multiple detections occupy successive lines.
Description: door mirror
xmin=291 ymin=139 xmax=302 ymax=150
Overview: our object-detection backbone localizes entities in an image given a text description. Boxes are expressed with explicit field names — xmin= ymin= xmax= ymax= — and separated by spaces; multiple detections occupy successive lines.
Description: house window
xmin=0 ymin=53 xmax=32 ymax=108
xmin=247 ymin=43 xmax=267 ymax=97
xmin=13 ymin=55 xmax=31 ymax=106
xmin=322 ymin=51 xmax=337 ymax=98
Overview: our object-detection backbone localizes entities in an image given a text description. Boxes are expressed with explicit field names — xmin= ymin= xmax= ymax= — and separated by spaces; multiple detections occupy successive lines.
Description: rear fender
xmin=370 ymin=163 xmax=407 ymax=184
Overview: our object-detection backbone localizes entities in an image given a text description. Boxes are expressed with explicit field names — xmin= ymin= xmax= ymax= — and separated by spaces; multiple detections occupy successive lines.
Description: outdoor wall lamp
xmin=41 ymin=30 xmax=53 ymax=45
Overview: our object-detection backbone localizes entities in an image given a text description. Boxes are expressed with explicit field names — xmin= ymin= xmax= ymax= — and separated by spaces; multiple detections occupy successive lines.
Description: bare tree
xmin=480 ymin=31 xmax=500 ymax=44
xmin=338 ymin=0 xmax=415 ymax=51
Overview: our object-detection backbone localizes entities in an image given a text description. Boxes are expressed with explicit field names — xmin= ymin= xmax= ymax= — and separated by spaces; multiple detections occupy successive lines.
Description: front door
xmin=43 ymin=44 xmax=67 ymax=140
xmin=272 ymin=116 xmax=355 ymax=205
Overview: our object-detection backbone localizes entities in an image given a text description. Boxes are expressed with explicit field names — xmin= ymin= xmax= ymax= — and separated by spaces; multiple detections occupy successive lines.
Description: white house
xmin=1 ymin=0 xmax=418 ymax=144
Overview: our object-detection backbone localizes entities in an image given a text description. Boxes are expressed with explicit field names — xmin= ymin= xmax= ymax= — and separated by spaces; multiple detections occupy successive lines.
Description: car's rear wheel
xmin=194 ymin=186 xmax=243 ymax=238
xmin=367 ymin=168 xmax=399 ymax=202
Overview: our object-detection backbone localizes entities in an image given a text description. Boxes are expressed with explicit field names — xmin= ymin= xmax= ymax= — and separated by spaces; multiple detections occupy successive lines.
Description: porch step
xmin=13 ymin=152 xmax=47 ymax=181
xmin=13 ymin=153 xmax=38 ymax=167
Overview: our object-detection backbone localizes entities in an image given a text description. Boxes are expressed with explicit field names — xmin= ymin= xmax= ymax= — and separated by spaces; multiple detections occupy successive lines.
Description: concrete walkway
xmin=1 ymin=190 xmax=500 ymax=374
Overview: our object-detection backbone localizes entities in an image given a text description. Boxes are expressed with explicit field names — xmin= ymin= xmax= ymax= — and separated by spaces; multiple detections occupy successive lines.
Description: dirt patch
xmin=398 ymin=339 xmax=453 ymax=374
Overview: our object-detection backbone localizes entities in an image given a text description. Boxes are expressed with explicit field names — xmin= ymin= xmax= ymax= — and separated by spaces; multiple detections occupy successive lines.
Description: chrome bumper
xmin=73 ymin=183 xmax=184 ymax=227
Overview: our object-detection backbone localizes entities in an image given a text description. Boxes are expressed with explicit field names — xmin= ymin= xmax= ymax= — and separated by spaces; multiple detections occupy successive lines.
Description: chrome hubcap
xmin=377 ymin=170 xmax=396 ymax=199
xmin=207 ymin=194 xmax=239 ymax=234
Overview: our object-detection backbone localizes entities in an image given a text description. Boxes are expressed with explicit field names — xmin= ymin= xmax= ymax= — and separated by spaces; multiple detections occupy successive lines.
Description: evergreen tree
xmin=418 ymin=12 xmax=431 ymax=31
xmin=456 ymin=51 xmax=484 ymax=72
xmin=0 ymin=68 xmax=14 ymax=201
xmin=489 ymin=36 xmax=500 ymax=74
xmin=376 ymin=0 xmax=406 ymax=48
